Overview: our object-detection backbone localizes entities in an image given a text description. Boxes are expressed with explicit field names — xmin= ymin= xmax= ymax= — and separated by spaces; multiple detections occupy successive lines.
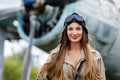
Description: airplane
xmin=0 ymin=0 xmax=77 ymax=79
xmin=0 ymin=0 xmax=120 ymax=80
xmin=18 ymin=0 xmax=120 ymax=80
xmin=0 ymin=0 xmax=22 ymax=79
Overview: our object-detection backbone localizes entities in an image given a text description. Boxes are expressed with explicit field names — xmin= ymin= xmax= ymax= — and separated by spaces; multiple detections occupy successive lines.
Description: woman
xmin=37 ymin=13 xmax=106 ymax=80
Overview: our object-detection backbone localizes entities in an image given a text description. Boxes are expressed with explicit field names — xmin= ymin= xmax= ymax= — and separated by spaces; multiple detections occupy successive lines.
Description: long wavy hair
xmin=37 ymin=21 xmax=101 ymax=80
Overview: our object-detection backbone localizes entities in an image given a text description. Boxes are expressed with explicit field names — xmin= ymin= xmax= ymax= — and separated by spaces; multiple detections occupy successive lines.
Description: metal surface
xmin=0 ymin=30 xmax=6 ymax=80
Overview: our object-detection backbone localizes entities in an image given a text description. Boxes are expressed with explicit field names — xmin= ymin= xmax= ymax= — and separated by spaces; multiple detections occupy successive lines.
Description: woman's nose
xmin=72 ymin=30 xmax=77 ymax=34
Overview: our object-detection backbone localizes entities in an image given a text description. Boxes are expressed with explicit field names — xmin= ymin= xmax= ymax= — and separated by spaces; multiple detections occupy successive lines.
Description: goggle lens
xmin=65 ymin=13 xmax=84 ymax=23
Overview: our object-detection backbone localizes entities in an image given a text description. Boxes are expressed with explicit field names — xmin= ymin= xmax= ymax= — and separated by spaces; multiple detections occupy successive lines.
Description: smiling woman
xmin=37 ymin=13 xmax=106 ymax=80
xmin=67 ymin=22 xmax=83 ymax=43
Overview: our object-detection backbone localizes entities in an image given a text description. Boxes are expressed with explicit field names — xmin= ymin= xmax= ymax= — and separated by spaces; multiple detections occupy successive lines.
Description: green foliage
xmin=4 ymin=56 xmax=22 ymax=80
xmin=4 ymin=53 xmax=37 ymax=80
xmin=30 ymin=66 xmax=38 ymax=80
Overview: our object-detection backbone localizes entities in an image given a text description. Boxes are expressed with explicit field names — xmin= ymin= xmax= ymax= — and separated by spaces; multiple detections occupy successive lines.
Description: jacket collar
xmin=64 ymin=49 xmax=86 ymax=68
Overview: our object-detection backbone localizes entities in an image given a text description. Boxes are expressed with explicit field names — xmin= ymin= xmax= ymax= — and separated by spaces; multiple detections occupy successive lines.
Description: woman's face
xmin=67 ymin=22 xmax=83 ymax=43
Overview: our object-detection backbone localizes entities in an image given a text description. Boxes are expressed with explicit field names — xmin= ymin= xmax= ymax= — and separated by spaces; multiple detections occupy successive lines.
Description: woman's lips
xmin=71 ymin=36 xmax=78 ymax=39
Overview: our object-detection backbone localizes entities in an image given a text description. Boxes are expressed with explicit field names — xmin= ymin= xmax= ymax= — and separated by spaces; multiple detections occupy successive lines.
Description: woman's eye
xmin=68 ymin=28 xmax=73 ymax=30
xmin=76 ymin=27 xmax=81 ymax=30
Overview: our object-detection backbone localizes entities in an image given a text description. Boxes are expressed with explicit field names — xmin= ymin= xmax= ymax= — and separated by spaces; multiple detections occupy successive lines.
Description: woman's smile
xmin=71 ymin=35 xmax=79 ymax=39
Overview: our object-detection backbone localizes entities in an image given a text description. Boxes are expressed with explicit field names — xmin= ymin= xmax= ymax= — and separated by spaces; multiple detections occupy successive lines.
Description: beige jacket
xmin=37 ymin=46 xmax=106 ymax=80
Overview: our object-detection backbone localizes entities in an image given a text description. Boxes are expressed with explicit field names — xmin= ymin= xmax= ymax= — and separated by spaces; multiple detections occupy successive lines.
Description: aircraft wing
xmin=0 ymin=0 xmax=22 ymax=21
xmin=0 ymin=8 xmax=21 ymax=21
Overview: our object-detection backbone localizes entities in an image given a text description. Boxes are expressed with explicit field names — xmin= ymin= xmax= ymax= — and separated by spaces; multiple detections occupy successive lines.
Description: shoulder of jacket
xmin=91 ymin=49 xmax=102 ymax=60
xmin=49 ymin=44 xmax=60 ymax=55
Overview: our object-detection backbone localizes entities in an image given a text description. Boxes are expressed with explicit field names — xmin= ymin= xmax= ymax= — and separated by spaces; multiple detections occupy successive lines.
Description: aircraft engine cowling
xmin=17 ymin=5 xmax=62 ymax=45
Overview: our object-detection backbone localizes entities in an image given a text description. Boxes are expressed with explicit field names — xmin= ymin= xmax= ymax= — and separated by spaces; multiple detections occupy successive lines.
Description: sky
xmin=4 ymin=39 xmax=49 ymax=67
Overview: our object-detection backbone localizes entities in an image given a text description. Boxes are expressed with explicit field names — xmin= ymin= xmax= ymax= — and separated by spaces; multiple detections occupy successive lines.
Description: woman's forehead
xmin=67 ymin=22 xmax=82 ymax=28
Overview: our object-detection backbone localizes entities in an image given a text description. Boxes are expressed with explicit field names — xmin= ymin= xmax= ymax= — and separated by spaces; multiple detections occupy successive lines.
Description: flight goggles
xmin=64 ymin=13 xmax=85 ymax=25
xmin=64 ymin=13 xmax=88 ymax=34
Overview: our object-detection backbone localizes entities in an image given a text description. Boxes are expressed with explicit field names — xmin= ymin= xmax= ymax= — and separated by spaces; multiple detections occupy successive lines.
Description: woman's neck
xmin=68 ymin=42 xmax=82 ymax=67
xmin=70 ymin=42 xmax=81 ymax=51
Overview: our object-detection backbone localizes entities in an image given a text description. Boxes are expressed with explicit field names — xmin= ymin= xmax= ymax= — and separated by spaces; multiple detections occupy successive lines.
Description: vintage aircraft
xmin=0 ymin=0 xmax=22 ymax=79
xmin=18 ymin=0 xmax=120 ymax=80
xmin=0 ymin=0 xmax=120 ymax=80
